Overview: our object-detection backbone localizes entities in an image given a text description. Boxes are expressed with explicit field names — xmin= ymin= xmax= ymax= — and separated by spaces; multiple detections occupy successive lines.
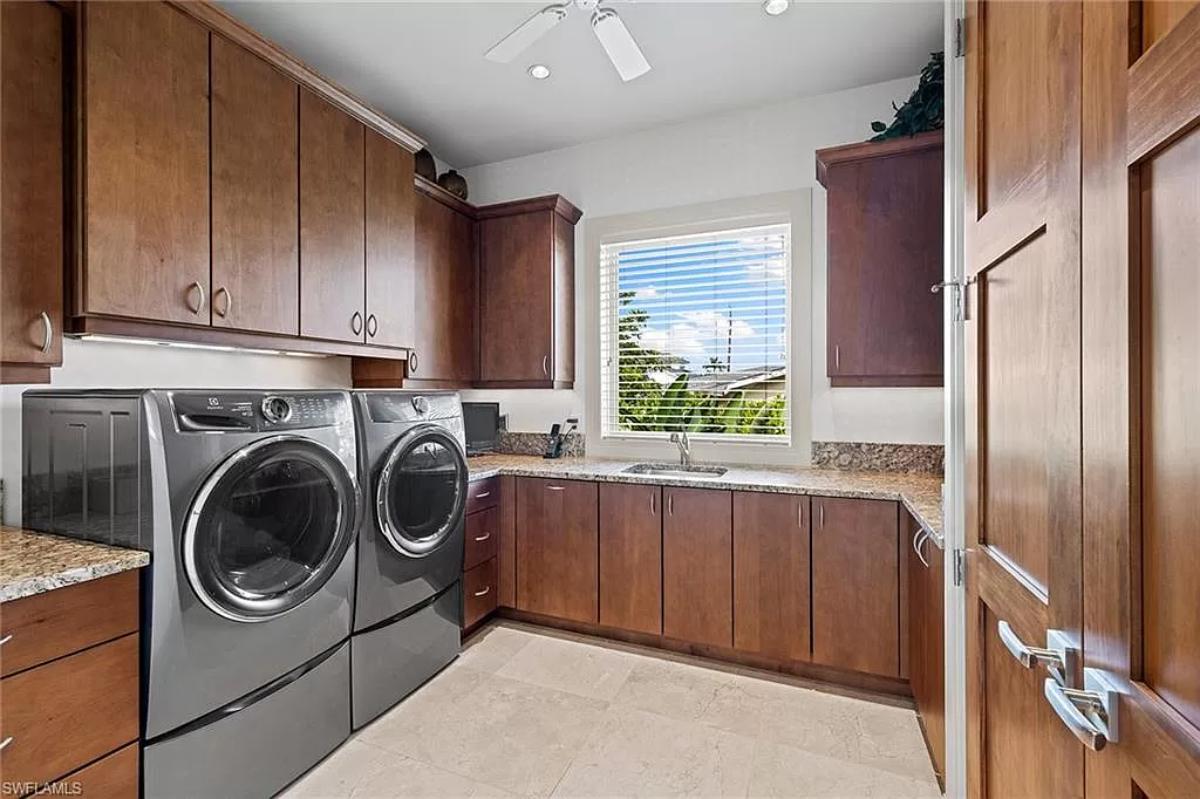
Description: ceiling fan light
xmin=591 ymin=7 xmax=651 ymax=82
xmin=762 ymin=0 xmax=790 ymax=16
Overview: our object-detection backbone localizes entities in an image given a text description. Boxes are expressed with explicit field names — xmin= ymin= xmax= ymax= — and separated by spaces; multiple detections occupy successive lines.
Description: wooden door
xmin=732 ymin=491 xmax=810 ymax=662
xmin=365 ymin=131 xmax=415 ymax=349
xmin=811 ymin=497 xmax=899 ymax=676
xmin=1 ymin=1 xmax=64 ymax=376
xmin=411 ymin=191 xmax=475 ymax=383
xmin=662 ymin=487 xmax=731 ymax=648
xmin=299 ymin=88 xmax=365 ymax=343
xmin=210 ymin=35 xmax=299 ymax=335
xmin=907 ymin=517 xmax=945 ymax=783
xmin=964 ymin=1 xmax=1087 ymax=795
xmin=82 ymin=2 xmax=209 ymax=325
xmin=515 ymin=478 xmax=598 ymax=623
xmin=599 ymin=482 xmax=662 ymax=635
xmin=478 ymin=211 xmax=553 ymax=383
xmin=1080 ymin=2 xmax=1200 ymax=796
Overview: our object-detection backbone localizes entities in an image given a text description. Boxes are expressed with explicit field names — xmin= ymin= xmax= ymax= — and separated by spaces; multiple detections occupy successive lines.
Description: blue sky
xmin=615 ymin=229 xmax=788 ymax=374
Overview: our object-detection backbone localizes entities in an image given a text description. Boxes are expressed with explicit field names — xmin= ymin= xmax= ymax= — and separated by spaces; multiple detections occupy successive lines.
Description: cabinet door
xmin=478 ymin=211 xmax=554 ymax=382
xmin=365 ymin=131 xmax=415 ymax=349
xmin=733 ymin=492 xmax=810 ymax=661
xmin=663 ymin=487 xmax=732 ymax=647
xmin=411 ymin=192 xmax=475 ymax=382
xmin=210 ymin=35 xmax=299 ymax=335
xmin=83 ymin=2 xmax=209 ymax=324
xmin=811 ymin=497 xmax=899 ymax=676
xmin=907 ymin=518 xmax=945 ymax=781
xmin=599 ymin=483 xmax=662 ymax=635
xmin=1 ymin=1 xmax=63 ymax=372
xmin=516 ymin=478 xmax=598 ymax=623
xmin=299 ymin=88 xmax=365 ymax=343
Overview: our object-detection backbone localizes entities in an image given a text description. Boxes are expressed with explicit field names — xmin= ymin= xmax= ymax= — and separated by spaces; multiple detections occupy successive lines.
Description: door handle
xmin=214 ymin=287 xmax=232 ymax=318
xmin=187 ymin=281 xmax=206 ymax=315
xmin=997 ymin=620 xmax=1078 ymax=686
xmin=1043 ymin=668 xmax=1120 ymax=752
xmin=39 ymin=311 xmax=53 ymax=354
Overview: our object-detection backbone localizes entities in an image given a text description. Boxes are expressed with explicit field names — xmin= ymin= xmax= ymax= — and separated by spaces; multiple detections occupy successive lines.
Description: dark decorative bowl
xmin=414 ymin=148 xmax=437 ymax=181
xmin=437 ymin=169 xmax=468 ymax=200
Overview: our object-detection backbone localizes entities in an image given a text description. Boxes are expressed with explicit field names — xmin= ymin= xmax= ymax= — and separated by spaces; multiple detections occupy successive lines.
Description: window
xmin=600 ymin=223 xmax=791 ymax=442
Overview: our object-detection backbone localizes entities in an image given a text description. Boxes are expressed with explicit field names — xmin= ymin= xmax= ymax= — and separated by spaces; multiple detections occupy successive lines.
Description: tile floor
xmin=283 ymin=622 xmax=941 ymax=798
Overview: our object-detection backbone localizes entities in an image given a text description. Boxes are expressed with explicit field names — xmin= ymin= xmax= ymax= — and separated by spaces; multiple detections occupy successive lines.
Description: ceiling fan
xmin=485 ymin=0 xmax=651 ymax=82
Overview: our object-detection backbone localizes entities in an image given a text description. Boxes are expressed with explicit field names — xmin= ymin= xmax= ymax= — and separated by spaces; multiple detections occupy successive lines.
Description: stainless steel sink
xmin=621 ymin=462 xmax=729 ymax=479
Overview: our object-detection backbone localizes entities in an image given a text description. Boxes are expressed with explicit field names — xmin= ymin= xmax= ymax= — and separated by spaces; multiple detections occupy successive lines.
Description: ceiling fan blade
xmin=485 ymin=4 xmax=569 ymax=63
xmin=591 ymin=7 xmax=650 ymax=82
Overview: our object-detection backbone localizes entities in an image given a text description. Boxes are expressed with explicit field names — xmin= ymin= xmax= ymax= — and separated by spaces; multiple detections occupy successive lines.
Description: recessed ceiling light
xmin=528 ymin=64 xmax=552 ymax=80
xmin=762 ymin=0 xmax=790 ymax=16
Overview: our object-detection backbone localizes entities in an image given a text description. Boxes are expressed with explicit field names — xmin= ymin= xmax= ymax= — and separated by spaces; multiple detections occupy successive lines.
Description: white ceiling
xmin=220 ymin=1 xmax=943 ymax=167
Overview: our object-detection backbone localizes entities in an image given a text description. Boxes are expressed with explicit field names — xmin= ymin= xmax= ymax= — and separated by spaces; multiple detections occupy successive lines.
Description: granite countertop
xmin=0 ymin=526 xmax=150 ymax=603
xmin=466 ymin=455 xmax=944 ymax=544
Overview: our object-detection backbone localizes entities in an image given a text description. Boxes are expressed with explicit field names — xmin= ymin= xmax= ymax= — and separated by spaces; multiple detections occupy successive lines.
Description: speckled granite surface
xmin=493 ymin=431 xmax=585 ymax=458
xmin=811 ymin=442 xmax=944 ymax=474
xmin=467 ymin=455 xmax=943 ymax=544
xmin=0 ymin=526 xmax=149 ymax=602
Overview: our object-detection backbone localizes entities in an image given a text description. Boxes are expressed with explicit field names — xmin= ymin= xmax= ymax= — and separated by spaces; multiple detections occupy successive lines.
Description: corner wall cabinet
xmin=816 ymin=132 xmax=944 ymax=387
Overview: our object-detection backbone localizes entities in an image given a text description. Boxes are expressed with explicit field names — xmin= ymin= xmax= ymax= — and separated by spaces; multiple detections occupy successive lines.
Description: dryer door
xmin=184 ymin=435 xmax=359 ymax=622
xmin=376 ymin=425 xmax=467 ymax=558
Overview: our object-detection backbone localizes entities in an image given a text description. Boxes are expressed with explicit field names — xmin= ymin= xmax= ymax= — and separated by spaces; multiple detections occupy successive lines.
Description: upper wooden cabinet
xmin=299 ymin=88 xmax=366 ymax=343
xmin=81 ymin=2 xmax=210 ymax=325
xmin=1 ymin=1 xmax=65 ymax=384
xmin=811 ymin=496 xmax=900 ymax=676
xmin=365 ymin=131 xmax=416 ymax=349
xmin=477 ymin=196 xmax=581 ymax=388
xmin=816 ymin=132 xmax=943 ymax=387
xmin=210 ymin=34 xmax=299 ymax=336
xmin=663 ymin=487 xmax=732 ymax=648
xmin=515 ymin=477 xmax=599 ymax=624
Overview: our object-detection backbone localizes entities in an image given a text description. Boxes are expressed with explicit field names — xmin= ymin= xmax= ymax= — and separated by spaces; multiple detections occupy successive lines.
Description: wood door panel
xmin=1141 ymin=124 xmax=1200 ymax=731
xmin=1 ymin=1 xmax=64 ymax=368
xmin=479 ymin=212 xmax=553 ymax=382
xmin=553 ymin=213 xmax=576 ymax=383
xmin=299 ymin=88 xmax=365 ymax=343
xmin=733 ymin=491 xmax=810 ymax=662
xmin=908 ymin=527 xmax=945 ymax=782
xmin=516 ymin=478 xmax=598 ymax=624
xmin=61 ymin=742 xmax=138 ymax=798
xmin=412 ymin=192 xmax=475 ymax=382
xmin=1142 ymin=1 xmax=1200 ymax=53
xmin=599 ymin=483 xmax=662 ymax=636
xmin=83 ymin=2 xmax=209 ymax=324
xmin=211 ymin=34 xmax=299 ymax=335
xmin=498 ymin=475 xmax=517 ymax=608
xmin=365 ymin=130 xmax=416 ymax=349
xmin=663 ymin=487 xmax=732 ymax=648
xmin=811 ymin=497 xmax=899 ymax=676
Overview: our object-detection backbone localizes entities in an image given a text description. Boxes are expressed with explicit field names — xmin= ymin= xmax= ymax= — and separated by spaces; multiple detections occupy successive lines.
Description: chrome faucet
xmin=669 ymin=431 xmax=692 ymax=467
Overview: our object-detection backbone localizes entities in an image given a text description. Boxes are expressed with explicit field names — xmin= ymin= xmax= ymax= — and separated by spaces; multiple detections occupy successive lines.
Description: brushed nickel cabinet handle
xmin=367 ymin=314 xmax=378 ymax=338
xmin=667 ymin=493 xmax=674 ymax=516
xmin=797 ymin=501 xmax=803 ymax=529
xmin=649 ymin=491 xmax=656 ymax=515
xmin=542 ymin=354 xmax=549 ymax=377
xmin=473 ymin=586 xmax=491 ymax=598
xmin=474 ymin=491 xmax=491 ymax=500
xmin=188 ymin=281 xmax=206 ymax=315
xmin=0 ymin=633 xmax=12 ymax=646
xmin=214 ymin=287 xmax=231 ymax=318
xmin=546 ymin=485 xmax=565 ymax=492
xmin=0 ymin=736 xmax=12 ymax=751
xmin=39 ymin=311 xmax=53 ymax=353
xmin=408 ymin=351 xmax=419 ymax=374
xmin=834 ymin=345 xmax=840 ymax=371
xmin=474 ymin=532 xmax=492 ymax=542
xmin=818 ymin=502 xmax=824 ymax=528
xmin=351 ymin=312 xmax=363 ymax=335
xmin=913 ymin=528 xmax=930 ymax=568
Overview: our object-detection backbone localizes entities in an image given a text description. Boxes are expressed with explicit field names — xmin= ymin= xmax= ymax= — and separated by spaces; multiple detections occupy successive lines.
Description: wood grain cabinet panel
xmin=906 ymin=515 xmax=945 ymax=783
xmin=663 ymin=487 xmax=732 ymax=648
xmin=477 ymin=197 xmax=581 ymax=388
xmin=60 ymin=742 xmax=138 ymax=799
xmin=82 ymin=1 xmax=210 ymax=325
xmin=516 ymin=478 xmax=598 ymax=624
xmin=599 ymin=482 xmax=662 ymax=635
xmin=811 ymin=497 xmax=900 ymax=676
xmin=463 ymin=557 xmax=498 ymax=629
xmin=733 ymin=491 xmax=810 ymax=662
xmin=816 ymin=133 xmax=943 ymax=387
xmin=1 ymin=1 xmax=64 ymax=382
xmin=365 ymin=130 xmax=416 ymax=349
xmin=211 ymin=34 xmax=299 ymax=336
xmin=299 ymin=88 xmax=365 ymax=343
xmin=465 ymin=506 xmax=499 ymax=572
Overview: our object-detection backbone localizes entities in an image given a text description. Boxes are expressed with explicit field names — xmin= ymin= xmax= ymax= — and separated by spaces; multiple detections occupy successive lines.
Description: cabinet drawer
xmin=0 ymin=633 xmax=139 ymax=787
xmin=465 ymin=507 xmax=499 ymax=571
xmin=0 ymin=570 xmax=139 ymax=677
xmin=467 ymin=477 xmax=500 ymax=515
xmin=463 ymin=558 xmax=498 ymax=629
xmin=59 ymin=742 xmax=139 ymax=798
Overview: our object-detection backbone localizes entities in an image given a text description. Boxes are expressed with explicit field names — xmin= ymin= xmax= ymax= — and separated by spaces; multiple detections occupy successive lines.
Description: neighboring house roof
xmin=689 ymin=367 xmax=787 ymax=396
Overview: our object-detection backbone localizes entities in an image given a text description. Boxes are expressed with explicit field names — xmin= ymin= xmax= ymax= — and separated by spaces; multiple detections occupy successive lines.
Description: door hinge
xmin=954 ymin=17 xmax=967 ymax=58
xmin=953 ymin=547 xmax=966 ymax=587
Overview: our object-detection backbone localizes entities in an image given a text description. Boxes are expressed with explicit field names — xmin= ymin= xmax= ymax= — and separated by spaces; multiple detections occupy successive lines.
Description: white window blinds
xmin=600 ymin=223 xmax=791 ymax=441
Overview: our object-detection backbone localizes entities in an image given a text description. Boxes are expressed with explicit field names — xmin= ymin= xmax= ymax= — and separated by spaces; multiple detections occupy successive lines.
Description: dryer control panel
xmin=171 ymin=392 xmax=349 ymax=433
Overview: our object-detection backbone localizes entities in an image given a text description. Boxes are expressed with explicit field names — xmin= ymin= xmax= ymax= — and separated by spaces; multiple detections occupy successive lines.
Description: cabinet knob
xmin=408 ymin=351 xmax=419 ymax=374
xmin=351 ymin=311 xmax=363 ymax=335
xmin=366 ymin=314 xmax=378 ymax=338
xmin=39 ymin=311 xmax=53 ymax=354
xmin=187 ymin=281 xmax=206 ymax=315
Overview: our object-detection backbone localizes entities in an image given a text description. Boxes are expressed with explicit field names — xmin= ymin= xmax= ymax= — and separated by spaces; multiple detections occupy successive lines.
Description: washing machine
xmin=22 ymin=389 xmax=360 ymax=798
xmin=350 ymin=389 xmax=467 ymax=728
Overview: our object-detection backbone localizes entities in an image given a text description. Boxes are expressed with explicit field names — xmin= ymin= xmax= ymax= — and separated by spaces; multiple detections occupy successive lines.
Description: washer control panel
xmin=172 ymin=391 xmax=349 ymax=432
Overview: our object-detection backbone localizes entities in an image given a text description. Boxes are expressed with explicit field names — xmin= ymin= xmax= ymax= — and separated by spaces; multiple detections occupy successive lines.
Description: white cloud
xmin=635 ymin=286 xmax=658 ymax=300
xmin=679 ymin=310 xmax=756 ymax=341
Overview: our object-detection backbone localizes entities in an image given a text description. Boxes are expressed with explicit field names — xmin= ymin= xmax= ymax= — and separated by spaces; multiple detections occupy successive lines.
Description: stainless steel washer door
xmin=376 ymin=426 xmax=467 ymax=558
xmin=184 ymin=435 xmax=359 ymax=622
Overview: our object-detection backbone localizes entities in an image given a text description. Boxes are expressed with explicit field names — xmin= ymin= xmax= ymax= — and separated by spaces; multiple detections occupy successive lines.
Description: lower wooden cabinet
xmin=733 ymin=491 xmax=811 ymax=661
xmin=516 ymin=478 xmax=598 ymax=624
xmin=464 ymin=557 xmax=498 ymax=629
xmin=811 ymin=497 xmax=900 ymax=676
xmin=907 ymin=514 xmax=945 ymax=782
xmin=663 ymin=487 xmax=732 ymax=648
xmin=599 ymin=483 xmax=662 ymax=635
